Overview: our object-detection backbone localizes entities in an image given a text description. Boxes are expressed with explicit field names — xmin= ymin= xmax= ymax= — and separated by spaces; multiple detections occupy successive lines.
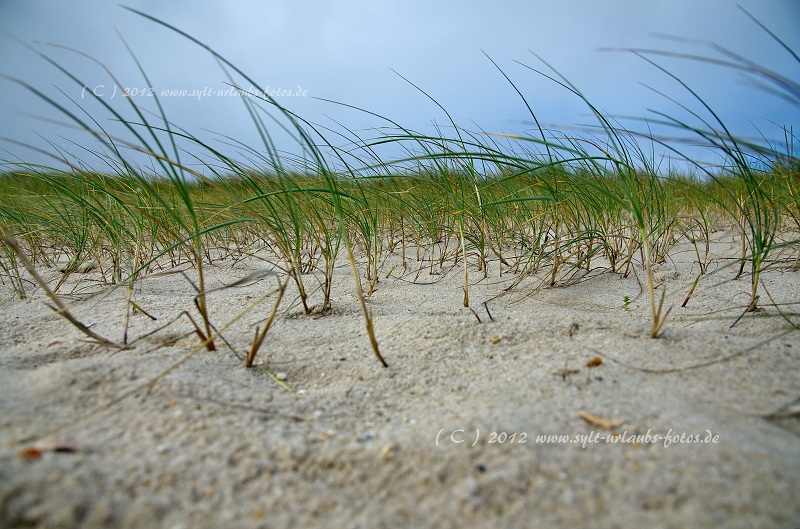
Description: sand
xmin=1 ymin=233 xmax=799 ymax=528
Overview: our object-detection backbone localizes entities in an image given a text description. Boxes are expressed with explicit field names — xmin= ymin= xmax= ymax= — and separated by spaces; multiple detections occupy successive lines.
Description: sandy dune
xmin=1 ymin=236 xmax=799 ymax=528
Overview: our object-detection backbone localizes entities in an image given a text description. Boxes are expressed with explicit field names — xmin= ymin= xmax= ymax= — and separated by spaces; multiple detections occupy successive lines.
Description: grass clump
xmin=0 ymin=6 xmax=798 ymax=373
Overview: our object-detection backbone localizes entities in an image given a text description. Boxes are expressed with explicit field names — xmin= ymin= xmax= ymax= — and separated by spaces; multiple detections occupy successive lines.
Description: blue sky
xmin=1 ymin=1 xmax=798 ymax=173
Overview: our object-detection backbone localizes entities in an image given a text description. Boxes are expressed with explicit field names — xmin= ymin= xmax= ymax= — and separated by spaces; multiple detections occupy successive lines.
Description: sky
xmin=0 ymin=0 xmax=798 ymax=174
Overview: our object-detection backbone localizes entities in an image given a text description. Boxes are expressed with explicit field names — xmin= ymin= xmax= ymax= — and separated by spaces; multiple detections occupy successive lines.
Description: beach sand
xmin=1 ymin=233 xmax=799 ymax=528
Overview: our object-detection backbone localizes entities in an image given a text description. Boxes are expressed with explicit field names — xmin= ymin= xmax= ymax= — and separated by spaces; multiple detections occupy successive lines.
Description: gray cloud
xmin=1 ymin=0 xmax=797 ymax=170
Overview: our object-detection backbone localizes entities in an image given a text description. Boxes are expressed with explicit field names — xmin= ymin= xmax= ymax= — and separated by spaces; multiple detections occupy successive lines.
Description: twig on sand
xmin=588 ymin=328 xmax=794 ymax=374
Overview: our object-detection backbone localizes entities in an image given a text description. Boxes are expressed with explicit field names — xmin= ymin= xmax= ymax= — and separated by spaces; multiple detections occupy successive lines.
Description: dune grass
xmin=0 ymin=7 xmax=798 ymax=370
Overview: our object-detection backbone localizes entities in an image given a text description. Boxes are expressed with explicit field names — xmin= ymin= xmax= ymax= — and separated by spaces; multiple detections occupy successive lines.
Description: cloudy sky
xmin=1 ymin=1 xmax=798 ymax=173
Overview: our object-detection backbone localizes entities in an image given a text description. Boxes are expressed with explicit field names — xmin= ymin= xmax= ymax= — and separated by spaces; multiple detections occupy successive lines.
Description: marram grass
xmin=0 ymin=6 xmax=798 ymax=368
